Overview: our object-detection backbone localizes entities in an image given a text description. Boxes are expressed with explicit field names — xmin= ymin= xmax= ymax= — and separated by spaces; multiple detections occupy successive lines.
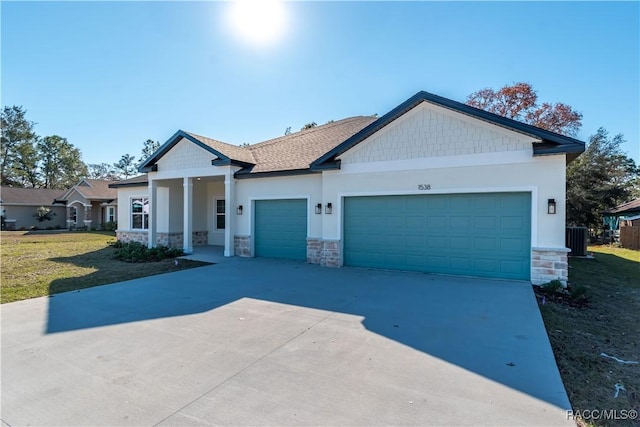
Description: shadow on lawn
xmin=45 ymin=253 xmax=570 ymax=411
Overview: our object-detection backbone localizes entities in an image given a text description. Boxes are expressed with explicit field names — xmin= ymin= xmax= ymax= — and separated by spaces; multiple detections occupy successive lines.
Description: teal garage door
xmin=255 ymin=199 xmax=307 ymax=260
xmin=343 ymin=193 xmax=531 ymax=280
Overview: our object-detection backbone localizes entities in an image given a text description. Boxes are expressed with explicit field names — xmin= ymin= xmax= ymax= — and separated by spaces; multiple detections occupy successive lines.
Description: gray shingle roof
xmin=244 ymin=116 xmax=377 ymax=174
xmin=185 ymin=132 xmax=256 ymax=165
xmin=0 ymin=187 xmax=66 ymax=206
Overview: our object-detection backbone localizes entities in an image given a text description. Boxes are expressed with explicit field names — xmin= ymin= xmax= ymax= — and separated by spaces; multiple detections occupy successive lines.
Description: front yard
xmin=539 ymin=246 xmax=640 ymax=427
xmin=0 ymin=231 xmax=209 ymax=304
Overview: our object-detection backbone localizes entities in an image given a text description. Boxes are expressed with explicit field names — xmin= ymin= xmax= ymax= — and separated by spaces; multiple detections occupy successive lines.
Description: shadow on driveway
xmin=42 ymin=255 xmax=569 ymax=412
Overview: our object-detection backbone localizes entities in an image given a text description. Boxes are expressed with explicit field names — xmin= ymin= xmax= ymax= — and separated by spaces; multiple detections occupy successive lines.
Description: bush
xmin=569 ymin=284 xmax=590 ymax=303
xmin=112 ymin=241 xmax=184 ymax=263
xmin=102 ymin=221 xmax=117 ymax=231
xmin=541 ymin=279 xmax=564 ymax=296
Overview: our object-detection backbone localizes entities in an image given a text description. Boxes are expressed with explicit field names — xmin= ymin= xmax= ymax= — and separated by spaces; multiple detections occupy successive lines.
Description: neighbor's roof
xmin=0 ymin=187 xmax=66 ymax=206
xmin=109 ymin=175 xmax=148 ymax=188
xmin=138 ymin=90 xmax=586 ymax=178
xmin=61 ymin=179 xmax=118 ymax=201
xmin=605 ymin=199 xmax=640 ymax=215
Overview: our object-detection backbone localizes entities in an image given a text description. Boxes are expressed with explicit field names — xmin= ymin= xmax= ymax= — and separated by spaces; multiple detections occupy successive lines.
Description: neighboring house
xmin=604 ymin=199 xmax=640 ymax=228
xmin=0 ymin=187 xmax=67 ymax=230
xmin=55 ymin=179 xmax=118 ymax=229
xmin=111 ymin=90 xmax=585 ymax=285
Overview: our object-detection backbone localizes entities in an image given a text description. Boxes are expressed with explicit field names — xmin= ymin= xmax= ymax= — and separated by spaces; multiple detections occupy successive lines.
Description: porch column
xmin=183 ymin=177 xmax=193 ymax=254
xmin=224 ymin=167 xmax=235 ymax=257
xmin=148 ymin=179 xmax=157 ymax=248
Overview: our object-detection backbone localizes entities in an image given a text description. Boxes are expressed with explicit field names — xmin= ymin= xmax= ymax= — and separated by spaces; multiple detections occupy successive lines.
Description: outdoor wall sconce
xmin=237 ymin=205 xmax=243 ymax=215
xmin=315 ymin=203 xmax=322 ymax=214
xmin=325 ymin=203 xmax=332 ymax=214
xmin=547 ymin=199 xmax=556 ymax=215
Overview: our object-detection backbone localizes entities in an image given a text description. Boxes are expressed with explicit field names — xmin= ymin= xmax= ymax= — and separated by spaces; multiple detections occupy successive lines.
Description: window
xmin=107 ymin=206 xmax=115 ymax=223
xmin=132 ymin=198 xmax=149 ymax=229
xmin=69 ymin=207 xmax=77 ymax=223
xmin=216 ymin=199 xmax=225 ymax=230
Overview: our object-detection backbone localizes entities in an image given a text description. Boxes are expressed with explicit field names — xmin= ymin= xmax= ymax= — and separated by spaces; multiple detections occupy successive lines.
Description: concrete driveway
xmin=1 ymin=257 xmax=572 ymax=426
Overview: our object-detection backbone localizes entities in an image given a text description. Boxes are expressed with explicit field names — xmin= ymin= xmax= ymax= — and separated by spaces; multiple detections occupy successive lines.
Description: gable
xmin=156 ymin=138 xmax=219 ymax=171
xmin=65 ymin=188 xmax=89 ymax=205
xmin=337 ymin=102 xmax=536 ymax=165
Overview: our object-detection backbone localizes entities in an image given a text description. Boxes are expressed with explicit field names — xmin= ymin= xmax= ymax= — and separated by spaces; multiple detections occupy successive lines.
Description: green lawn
xmin=0 ymin=231 xmax=209 ymax=304
xmin=539 ymin=246 xmax=640 ymax=427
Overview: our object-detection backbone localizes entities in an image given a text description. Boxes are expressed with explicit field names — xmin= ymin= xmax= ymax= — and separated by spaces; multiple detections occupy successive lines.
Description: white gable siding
xmin=157 ymin=138 xmax=216 ymax=171
xmin=338 ymin=103 xmax=536 ymax=164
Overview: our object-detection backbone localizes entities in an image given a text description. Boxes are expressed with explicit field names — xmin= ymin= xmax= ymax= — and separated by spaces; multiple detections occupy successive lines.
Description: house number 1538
xmin=418 ymin=184 xmax=431 ymax=190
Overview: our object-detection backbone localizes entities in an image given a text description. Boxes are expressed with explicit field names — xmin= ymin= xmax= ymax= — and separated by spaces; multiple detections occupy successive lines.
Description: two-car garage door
xmin=343 ymin=193 xmax=531 ymax=280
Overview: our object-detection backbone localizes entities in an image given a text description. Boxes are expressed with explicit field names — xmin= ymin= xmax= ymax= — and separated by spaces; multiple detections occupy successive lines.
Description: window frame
xmin=215 ymin=198 xmax=225 ymax=230
xmin=107 ymin=206 xmax=115 ymax=223
xmin=131 ymin=197 xmax=149 ymax=230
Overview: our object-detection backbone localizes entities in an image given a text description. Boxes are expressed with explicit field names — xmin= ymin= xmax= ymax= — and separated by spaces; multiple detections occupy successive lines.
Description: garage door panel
xmin=255 ymin=199 xmax=307 ymax=261
xmin=344 ymin=193 xmax=531 ymax=280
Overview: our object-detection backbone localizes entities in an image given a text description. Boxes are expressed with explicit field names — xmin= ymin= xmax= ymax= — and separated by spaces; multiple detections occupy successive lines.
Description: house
xmin=604 ymin=198 xmax=640 ymax=228
xmin=55 ymin=179 xmax=118 ymax=229
xmin=0 ymin=187 xmax=67 ymax=230
xmin=111 ymin=91 xmax=585 ymax=285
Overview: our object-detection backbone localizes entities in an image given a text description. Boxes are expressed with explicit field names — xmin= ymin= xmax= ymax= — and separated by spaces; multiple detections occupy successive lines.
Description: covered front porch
xmin=146 ymin=169 xmax=237 ymax=256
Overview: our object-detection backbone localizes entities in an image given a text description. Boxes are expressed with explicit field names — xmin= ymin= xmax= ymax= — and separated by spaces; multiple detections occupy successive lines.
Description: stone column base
xmin=531 ymin=247 xmax=570 ymax=286
xmin=234 ymin=235 xmax=251 ymax=257
xmin=307 ymin=239 xmax=342 ymax=267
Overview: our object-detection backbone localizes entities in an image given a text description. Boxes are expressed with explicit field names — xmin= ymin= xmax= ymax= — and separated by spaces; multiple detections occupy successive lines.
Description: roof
xmin=61 ymin=179 xmax=118 ymax=201
xmin=311 ymin=91 xmax=586 ymax=169
xmin=0 ymin=187 xmax=66 ymax=206
xmin=605 ymin=199 xmax=640 ymax=215
xmin=137 ymin=90 xmax=586 ymax=179
xmin=109 ymin=175 xmax=148 ymax=188
xmin=239 ymin=116 xmax=377 ymax=176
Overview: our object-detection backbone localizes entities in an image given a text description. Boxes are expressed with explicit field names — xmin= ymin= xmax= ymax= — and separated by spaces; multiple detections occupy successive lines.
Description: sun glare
xmin=229 ymin=0 xmax=288 ymax=46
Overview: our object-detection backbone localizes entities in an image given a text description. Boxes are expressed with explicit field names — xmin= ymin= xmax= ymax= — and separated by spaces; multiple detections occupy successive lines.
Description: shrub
xmin=112 ymin=241 xmax=184 ymax=263
xmin=569 ymin=284 xmax=590 ymax=303
xmin=541 ymin=279 xmax=564 ymax=296
xmin=33 ymin=206 xmax=56 ymax=223
xmin=102 ymin=221 xmax=117 ymax=231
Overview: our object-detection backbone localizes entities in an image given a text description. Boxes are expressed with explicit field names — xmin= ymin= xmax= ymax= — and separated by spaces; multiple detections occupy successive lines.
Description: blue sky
xmin=2 ymin=1 xmax=639 ymax=166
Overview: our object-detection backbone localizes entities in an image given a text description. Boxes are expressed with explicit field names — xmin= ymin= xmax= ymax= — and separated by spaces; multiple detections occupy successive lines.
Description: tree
xmin=37 ymin=135 xmax=88 ymax=189
xmin=1 ymin=106 xmax=38 ymax=186
xmin=566 ymin=128 xmax=639 ymax=229
xmin=87 ymin=163 xmax=120 ymax=180
xmin=466 ymin=82 xmax=582 ymax=136
xmin=301 ymin=122 xmax=317 ymax=130
xmin=33 ymin=206 xmax=56 ymax=223
xmin=140 ymin=139 xmax=160 ymax=164
xmin=114 ymin=154 xmax=136 ymax=179
xmin=284 ymin=126 xmax=292 ymax=136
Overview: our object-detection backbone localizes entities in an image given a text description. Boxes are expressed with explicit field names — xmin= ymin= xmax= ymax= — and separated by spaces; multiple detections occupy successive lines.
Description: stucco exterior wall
xmin=234 ymin=174 xmax=323 ymax=239
xmin=321 ymin=154 xmax=566 ymax=249
xmin=1 ymin=204 xmax=67 ymax=229
xmin=116 ymin=186 xmax=149 ymax=231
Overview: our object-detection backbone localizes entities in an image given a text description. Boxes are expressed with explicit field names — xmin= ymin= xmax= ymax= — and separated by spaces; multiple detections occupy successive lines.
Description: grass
xmin=0 ymin=231 xmax=210 ymax=304
xmin=538 ymin=245 xmax=640 ymax=427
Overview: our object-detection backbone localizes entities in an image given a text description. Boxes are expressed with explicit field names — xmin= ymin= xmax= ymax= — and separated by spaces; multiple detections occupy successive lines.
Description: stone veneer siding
xmin=116 ymin=230 xmax=208 ymax=249
xmin=531 ymin=247 xmax=570 ymax=286
xmin=307 ymin=239 xmax=342 ymax=267
xmin=234 ymin=236 xmax=251 ymax=257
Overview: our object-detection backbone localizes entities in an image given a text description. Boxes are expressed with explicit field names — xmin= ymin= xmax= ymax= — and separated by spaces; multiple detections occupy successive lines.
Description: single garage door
xmin=255 ymin=199 xmax=307 ymax=260
xmin=343 ymin=193 xmax=531 ymax=280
